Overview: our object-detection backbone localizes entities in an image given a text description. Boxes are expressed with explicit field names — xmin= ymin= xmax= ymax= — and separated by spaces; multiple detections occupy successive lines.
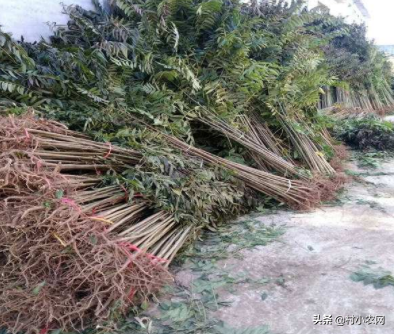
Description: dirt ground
xmin=172 ymin=158 xmax=394 ymax=334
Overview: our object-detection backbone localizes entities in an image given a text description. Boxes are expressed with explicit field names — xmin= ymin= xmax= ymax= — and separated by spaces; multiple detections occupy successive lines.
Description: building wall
xmin=307 ymin=0 xmax=368 ymax=24
xmin=0 ymin=0 xmax=97 ymax=42
xmin=0 ymin=0 xmax=368 ymax=43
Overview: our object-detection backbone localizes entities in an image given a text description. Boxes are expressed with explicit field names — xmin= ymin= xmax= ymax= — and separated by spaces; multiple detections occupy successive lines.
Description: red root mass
xmin=0 ymin=115 xmax=172 ymax=334
xmin=314 ymin=144 xmax=350 ymax=202
xmin=0 ymin=114 xmax=351 ymax=332
xmin=0 ymin=177 xmax=172 ymax=334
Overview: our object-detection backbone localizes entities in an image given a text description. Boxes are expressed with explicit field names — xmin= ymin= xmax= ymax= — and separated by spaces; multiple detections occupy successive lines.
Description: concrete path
xmin=173 ymin=159 xmax=394 ymax=334
xmin=385 ymin=115 xmax=394 ymax=123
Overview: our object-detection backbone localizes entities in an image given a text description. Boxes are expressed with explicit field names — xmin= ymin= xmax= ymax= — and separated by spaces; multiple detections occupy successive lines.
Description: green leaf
xmin=43 ymin=201 xmax=52 ymax=208
xmin=141 ymin=300 xmax=149 ymax=310
xmin=55 ymin=189 xmax=64 ymax=199
xmin=89 ymin=235 xmax=98 ymax=245
xmin=32 ymin=281 xmax=46 ymax=295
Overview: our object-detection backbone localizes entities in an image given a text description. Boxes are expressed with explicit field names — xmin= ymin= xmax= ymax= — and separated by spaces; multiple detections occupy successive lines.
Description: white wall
xmin=0 ymin=0 xmax=97 ymax=42
xmin=0 ymin=0 xmax=368 ymax=43
xmin=308 ymin=0 xmax=367 ymax=24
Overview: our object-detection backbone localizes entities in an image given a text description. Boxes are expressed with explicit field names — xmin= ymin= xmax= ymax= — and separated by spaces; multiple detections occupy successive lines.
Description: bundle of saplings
xmin=0 ymin=112 xmax=252 ymax=332
xmin=0 ymin=113 xmax=173 ymax=333
xmin=0 ymin=0 xmax=355 ymax=180
xmin=1 ymin=0 xmax=393 ymax=331
xmin=319 ymin=17 xmax=394 ymax=110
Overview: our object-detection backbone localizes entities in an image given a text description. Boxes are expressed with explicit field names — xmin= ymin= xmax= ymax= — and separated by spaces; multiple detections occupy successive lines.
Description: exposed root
xmin=0 ymin=171 xmax=171 ymax=334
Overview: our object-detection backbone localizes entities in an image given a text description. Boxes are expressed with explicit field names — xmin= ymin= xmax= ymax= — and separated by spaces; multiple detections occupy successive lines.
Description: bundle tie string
xmin=103 ymin=142 xmax=112 ymax=159
xmin=39 ymin=327 xmax=49 ymax=334
xmin=120 ymin=242 xmax=168 ymax=264
xmin=285 ymin=179 xmax=292 ymax=194
xmin=128 ymin=288 xmax=136 ymax=301
xmin=61 ymin=197 xmax=81 ymax=213
xmin=120 ymin=184 xmax=129 ymax=201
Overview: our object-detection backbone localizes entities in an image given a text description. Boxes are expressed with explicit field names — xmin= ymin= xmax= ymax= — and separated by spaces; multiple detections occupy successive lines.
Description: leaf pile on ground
xmin=351 ymin=262 xmax=394 ymax=290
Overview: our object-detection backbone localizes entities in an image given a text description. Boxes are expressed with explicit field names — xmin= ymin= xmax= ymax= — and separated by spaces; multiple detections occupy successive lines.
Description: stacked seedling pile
xmin=0 ymin=110 xmax=338 ymax=332
xmin=0 ymin=114 xmax=200 ymax=264
xmin=1 ymin=0 xmax=391 ymax=331
xmin=0 ymin=113 xmax=304 ymax=331
xmin=160 ymin=131 xmax=319 ymax=210
xmin=0 ymin=0 xmax=371 ymax=186
xmin=0 ymin=114 xmax=174 ymax=333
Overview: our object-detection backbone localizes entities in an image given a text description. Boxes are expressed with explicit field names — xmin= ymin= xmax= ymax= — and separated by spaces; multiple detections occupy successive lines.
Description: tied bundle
xmin=0 ymin=112 xmax=345 ymax=333
xmin=159 ymin=132 xmax=321 ymax=210
xmin=0 ymin=115 xmax=172 ymax=333
xmin=0 ymin=114 xmax=202 ymax=264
